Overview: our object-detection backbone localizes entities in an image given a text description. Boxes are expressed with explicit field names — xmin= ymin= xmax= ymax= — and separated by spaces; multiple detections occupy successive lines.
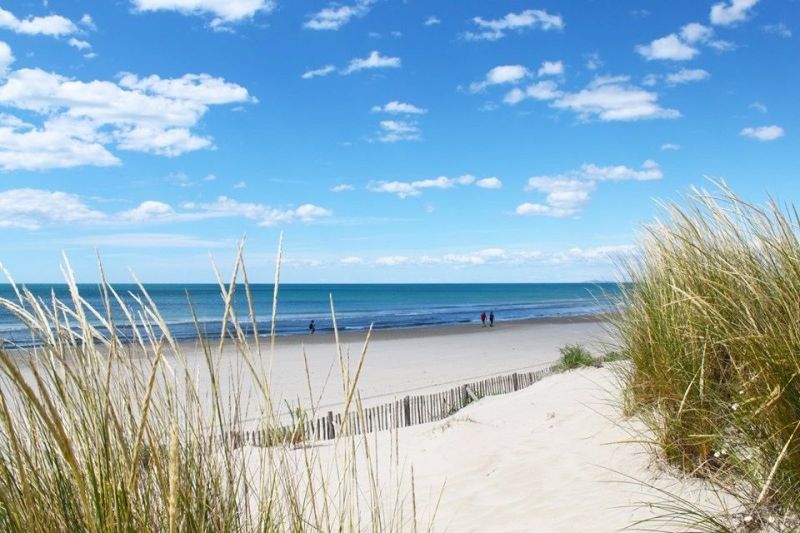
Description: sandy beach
xmin=220 ymin=319 xmax=728 ymax=530
xmin=176 ymin=316 xmax=612 ymax=421
xmin=367 ymin=365 xmax=728 ymax=531
xmin=239 ymin=364 xmax=732 ymax=532
xmin=2 ymin=315 xmax=735 ymax=530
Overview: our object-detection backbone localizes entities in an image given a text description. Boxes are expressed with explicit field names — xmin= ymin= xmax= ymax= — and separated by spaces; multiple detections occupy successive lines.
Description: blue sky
xmin=0 ymin=0 xmax=797 ymax=283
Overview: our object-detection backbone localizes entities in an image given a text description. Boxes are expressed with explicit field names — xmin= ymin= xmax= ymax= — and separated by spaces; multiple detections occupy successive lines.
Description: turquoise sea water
xmin=0 ymin=283 xmax=621 ymax=348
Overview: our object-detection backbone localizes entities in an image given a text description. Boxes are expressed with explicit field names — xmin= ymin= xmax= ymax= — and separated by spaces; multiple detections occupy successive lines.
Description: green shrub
xmin=559 ymin=343 xmax=594 ymax=370
xmin=614 ymin=182 xmax=800 ymax=525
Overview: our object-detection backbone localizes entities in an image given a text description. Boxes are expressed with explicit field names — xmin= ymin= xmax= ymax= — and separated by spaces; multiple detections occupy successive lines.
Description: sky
xmin=0 ymin=0 xmax=797 ymax=283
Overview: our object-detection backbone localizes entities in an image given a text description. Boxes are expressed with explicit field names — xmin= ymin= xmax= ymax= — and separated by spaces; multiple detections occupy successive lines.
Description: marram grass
xmin=615 ymin=182 xmax=800 ymax=529
xmin=0 ymin=244 xmax=417 ymax=532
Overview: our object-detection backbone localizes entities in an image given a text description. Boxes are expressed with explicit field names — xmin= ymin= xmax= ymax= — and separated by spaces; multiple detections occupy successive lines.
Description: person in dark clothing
xmin=489 ymin=311 xmax=495 ymax=327
xmin=308 ymin=320 xmax=316 ymax=334
xmin=481 ymin=311 xmax=487 ymax=327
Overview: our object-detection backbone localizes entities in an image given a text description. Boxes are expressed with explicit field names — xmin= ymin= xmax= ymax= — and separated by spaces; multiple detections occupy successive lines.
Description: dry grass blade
xmin=615 ymin=180 xmax=800 ymax=529
xmin=0 ymin=239 xmax=412 ymax=532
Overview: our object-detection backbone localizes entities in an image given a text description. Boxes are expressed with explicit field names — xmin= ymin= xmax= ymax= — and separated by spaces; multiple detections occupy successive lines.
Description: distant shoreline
xmin=1 ymin=312 xmax=615 ymax=352
xmin=176 ymin=312 xmax=615 ymax=349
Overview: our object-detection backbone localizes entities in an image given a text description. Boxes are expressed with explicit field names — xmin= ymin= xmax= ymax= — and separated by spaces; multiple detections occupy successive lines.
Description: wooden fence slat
xmin=232 ymin=364 xmax=564 ymax=444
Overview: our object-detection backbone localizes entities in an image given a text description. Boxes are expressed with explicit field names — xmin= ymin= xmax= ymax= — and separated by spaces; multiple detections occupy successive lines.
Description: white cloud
xmin=179 ymin=197 xmax=334 ymax=226
xmin=0 ymin=118 xmax=120 ymax=171
xmin=165 ymin=171 xmax=192 ymax=187
xmin=371 ymin=101 xmax=427 ymax=114
xmin=375 ymin=255 xmax=411 ymax=266
xmin=342 ymin=50 xmax=400 ymax=75
xmin=0 ymin=67 xmax=252 ymax=170
xmin=131 ymin=0 xmax=274 ymax=27
xmin=518 ymin=161 xmax=662 ymax=217
xmin=476 ymin=177 xmax=503 ymax=189
xmin=0 ymin=6 xmax=78 ymax=36
xmin=367 ymin=174 xmax=481 ymax=198
xmin=0 ymin=41 xmax=14 ymax=76
xmin=378 ymin=120 xmax=420 ymax=142
xmin=740 ymin=125 xmax=784 ymax=141
xmin=549 ymin=245 xmax=637 ymax=265
xmin=526 ymin=80 xmax=562 ymax=100
xmin=68 ymin=38 xmax=91 ymax=50
xmin=710 ymin=0 xmax=759 ymax=26
xmin=115 ymin=125 xmax=212 ymax=156
xmin=294 ymin=204 xmax=333 ymax=222
xmin=164 ymin=171 xmax=219 ymax=187
xmin=680 ymin=22 xmax=714 ymax=43
xmin=283 ymin=245 xmax=637 ymax=271
xmin=537 ymin=60 xmax=564 ymax=77
xmin=304 ymin=0 xmax=373 ymax=31
xmin=585 ymin=52 xmax=603 ymax=71
xmin=666 ymin=68 xmax=710 ymax=84
xmin=763 ymin=23 xmax=791 ymax=38
xmin=331 ymin=184 xmax=354 ymax=192
xmin=749 ymin=101 xmax=768 ymax=113
xmin=120 ymin=200 xmax=174 ymax=221
xmin=343 ymin=245 xmax=633 ymax=269
xmin=117 ymin=72 xmax=254 ymax=105
xmin=464 ymin=9 xmax=564 ymax=41
xmin=708 ymin=39 xmax=736 ymax=51
xmin=367 ymin=181 xmax=418 ymax=198
xmin=67 ymin=233 xmax=229 ymax=248
xmin=424 ymin=16 xmax=440 ymax=26
xmin=551 ymin=76 xmax=680 ymax=121
xmin=642 ymin=74 xmax=659 ymax=87
xmin=503 ymin=80 xmax=562 ymax=105
xmin=233 ymin=180 xmax=247 ymax=189
xmin=469 ymin=64 xmax=529 ymax=92
xmin=580 ymin=159 xmax=663 ymax=181
xmin=301 ymin=65 xmax=335 ymax=79
xmin=0 ymin=189 xmax=333 ymax=229
xmin=660 ymin=143 xmax=681 ymax=151
xmin=519 ymin=177 xmax=595 ymax=218
xmin=80 ymin=14 xmax=96 ymax=31
xmin=638 ymin=23 xmax=731 ymax=62
xmin=503 ymin=88 xmax=525 ymax=105
xmin=636 ymin=34 xmax=699 ymax=61
xmin=0 ymin=188 xmax=105 ymax=229
xmin=501 ymin=75 xmax=677 ymax=121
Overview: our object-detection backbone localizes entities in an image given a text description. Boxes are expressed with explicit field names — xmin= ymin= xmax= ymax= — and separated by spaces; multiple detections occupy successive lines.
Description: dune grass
xmin=0 ymin=242 xmax=417 ymax=532
xmin=614 ymin=182 xmax=800 ymax=529
xmin=558 ymin=343 xmax=594 ymax=370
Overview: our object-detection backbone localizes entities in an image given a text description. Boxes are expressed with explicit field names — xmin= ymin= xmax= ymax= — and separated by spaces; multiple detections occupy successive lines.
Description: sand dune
xmin=291 ymin=365 xmax=732 ymax=532
xmin=218 ymin=317 xmax=732 ymax=531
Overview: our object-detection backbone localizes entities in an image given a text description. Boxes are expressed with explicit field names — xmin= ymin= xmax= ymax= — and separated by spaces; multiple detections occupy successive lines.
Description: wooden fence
xmin=226 ymin=363 xmax=562 ymax=447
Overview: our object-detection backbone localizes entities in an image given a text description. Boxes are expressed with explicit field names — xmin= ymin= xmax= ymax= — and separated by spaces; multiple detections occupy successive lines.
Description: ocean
xmin=0 ymin=283 xmax=621 ymax=348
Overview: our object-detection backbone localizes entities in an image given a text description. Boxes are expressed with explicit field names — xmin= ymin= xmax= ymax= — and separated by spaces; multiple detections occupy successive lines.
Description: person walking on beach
xmin=308 ymin=320 xmax=316 ymax=334
xmin=481 ymin=311 xmax=487 ymax=327
xmin=489 ymin=311 xmax=495 ymax=327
